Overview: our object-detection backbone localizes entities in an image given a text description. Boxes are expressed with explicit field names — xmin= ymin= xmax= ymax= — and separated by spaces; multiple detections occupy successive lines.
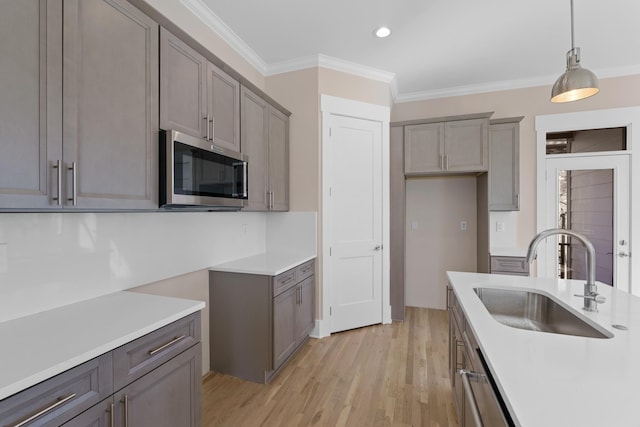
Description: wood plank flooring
xmin=202 ymin=307 xmax=459 ymax=426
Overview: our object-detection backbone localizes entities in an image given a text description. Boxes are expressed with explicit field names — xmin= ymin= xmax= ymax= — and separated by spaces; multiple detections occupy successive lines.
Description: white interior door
xmin=543 ymin=154 xmax=630 ymax=291
xmin=326 ymin=114 xmax=383 ymax=333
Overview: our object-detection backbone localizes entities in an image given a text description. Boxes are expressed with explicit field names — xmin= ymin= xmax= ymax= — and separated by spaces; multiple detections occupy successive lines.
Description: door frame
xmin=319 ymin=94 xmax=391 ymax=338
xmin=535 ymin=107 xmax=640 ymax=295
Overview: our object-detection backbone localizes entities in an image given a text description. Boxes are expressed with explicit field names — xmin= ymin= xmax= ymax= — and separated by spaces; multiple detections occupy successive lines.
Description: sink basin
xmin=474 ymin=287 xmax=612 ymax=339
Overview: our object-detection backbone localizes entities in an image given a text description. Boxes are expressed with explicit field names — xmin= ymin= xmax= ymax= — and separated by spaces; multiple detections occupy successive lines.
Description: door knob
xmin=607 ymin=251 xmax=630 ymax=258
xmin=373 ymin=245 xmax=382 ymax=251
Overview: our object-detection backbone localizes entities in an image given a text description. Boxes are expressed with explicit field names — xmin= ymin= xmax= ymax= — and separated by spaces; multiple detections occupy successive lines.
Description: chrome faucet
xmin=526 ymin=228 xmax=605 ymax=312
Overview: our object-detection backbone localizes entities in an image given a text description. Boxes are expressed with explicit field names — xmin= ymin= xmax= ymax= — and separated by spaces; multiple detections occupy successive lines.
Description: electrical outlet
xmin=460 ymin=221 xmax=467 ymax=231
xmin=496 ymin=222 xmax=505 ymax=232
xmin=411 ymin=220 xmax=418 ymax=230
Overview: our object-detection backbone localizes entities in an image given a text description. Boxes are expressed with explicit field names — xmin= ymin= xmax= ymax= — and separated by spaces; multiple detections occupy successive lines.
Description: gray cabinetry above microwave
xmin=160 ymin=28 xmax=240 ymax=152
xmin=241 ymin=86 xmax=290 ymax=211
xmin=0 ymin=0 xmax=159 ymax=211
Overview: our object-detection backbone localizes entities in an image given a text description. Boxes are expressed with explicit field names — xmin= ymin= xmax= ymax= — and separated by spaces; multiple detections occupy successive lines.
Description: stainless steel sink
xmin=474 ymin=287 xmax=612 ymax=339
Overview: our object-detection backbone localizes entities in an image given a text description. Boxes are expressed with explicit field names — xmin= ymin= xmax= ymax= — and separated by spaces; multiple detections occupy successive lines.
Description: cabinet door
xmin=240 ymin=86 xmax=269 ymax=210
xmin=295 ymin=276 xmax=315 ymax=344
xmin=0 ymin=0 xmax=62 ymax=209
xmin=268 ymin=107 xmax=289 ymax=211
xmin=63 ymin=0 xmax=158 ymax=209
xmin=404 ymin=123 xmax=444 ymax=174
xmin=160 ymin=28 xmax=207 ymax=140
xmin=114 ymin=343 xmax=202 ymax=427
xmin=273 ymin=285 xmax=297 ymax=370
xmin=489 ymin=122 xmax=520 ymax=211
xmin=208 ymin=62 xmax=240 ymax=152
xmin=444 ymin=119 xmax=488 ymax=172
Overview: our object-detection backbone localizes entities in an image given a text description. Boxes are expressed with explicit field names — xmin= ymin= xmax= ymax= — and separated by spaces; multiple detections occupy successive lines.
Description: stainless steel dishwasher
xmin=459 ymin=325 xmax=513 ymax=427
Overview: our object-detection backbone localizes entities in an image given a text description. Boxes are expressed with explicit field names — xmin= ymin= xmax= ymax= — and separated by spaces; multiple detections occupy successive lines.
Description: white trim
xmin=320 ymin=95 xmax=391 ymax=337
xmin=535 ymin=106 xmax=640 ymax=296
xmin=395 ymin=65 xmax=640 ymax=103
xmin=178 ymin=0 xmax=267 ymax=74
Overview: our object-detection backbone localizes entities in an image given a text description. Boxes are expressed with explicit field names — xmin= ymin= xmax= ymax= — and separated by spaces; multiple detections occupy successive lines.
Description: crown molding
xmin=395 ymin=64 xmax=640 ymax=103
xmin=178 ymin=0 xmax=640 ymax=104
xmin=178 ymin=0 xmax=267 ymax=75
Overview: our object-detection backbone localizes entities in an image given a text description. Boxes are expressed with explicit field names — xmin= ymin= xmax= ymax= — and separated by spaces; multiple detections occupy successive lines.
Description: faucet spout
xmin=525 ymin=228 xmax=601 ymax=312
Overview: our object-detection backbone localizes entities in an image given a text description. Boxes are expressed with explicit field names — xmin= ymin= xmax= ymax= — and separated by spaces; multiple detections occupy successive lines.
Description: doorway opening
xmin=545 ymin=127 xmax=627 ymax=287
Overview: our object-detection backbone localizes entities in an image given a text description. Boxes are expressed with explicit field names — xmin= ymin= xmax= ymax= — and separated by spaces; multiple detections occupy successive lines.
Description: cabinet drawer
xmin=0 ymin=353 xmax=112 ymax=427
xmin=273 ymin=268 xmax=297 ymax=297
xmin=113 ymin=312 xmax=200 ymax=391
xmin=297 ymin=260 xmax=314 ymax=282
xmin=490 ymin=256 xmax=529 ymax=275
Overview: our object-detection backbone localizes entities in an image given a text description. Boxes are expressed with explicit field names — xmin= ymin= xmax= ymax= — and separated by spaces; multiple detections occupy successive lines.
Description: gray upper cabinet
xmin=160 ymin=27 xmax=207 ymax=140
xmin=208 ymin=62 xmax=241 ymax=152
xmin=0 ymin=0 xmax=159 ymax=210
xmin=241 ymin=85 xmax=290 ymax=211
xmin=0 ymin=0 xmax=62 ymax=209
xmin=63 ymin=0 xmax=159 ymax=210
xmin=404 ymin=118 xmax=489 ymax=175
xmin=268 ymin=107 xmax=290 ymax=211
xmin=489 ymin=118 xmax=522 ymax=211
xmin=160 ymin=28 xmax=240 ymax=152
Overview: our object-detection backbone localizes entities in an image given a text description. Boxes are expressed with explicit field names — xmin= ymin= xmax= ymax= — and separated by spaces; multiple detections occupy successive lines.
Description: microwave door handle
xmin=232 ymin=161 xmax=248 ymax=198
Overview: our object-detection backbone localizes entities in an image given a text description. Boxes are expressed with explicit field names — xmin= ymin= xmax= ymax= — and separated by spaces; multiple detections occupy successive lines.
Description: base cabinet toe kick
xmin=0 ymin=312 xmax=202 ymax=427
xmin=447 ymin=285 xmax=513 ymax=427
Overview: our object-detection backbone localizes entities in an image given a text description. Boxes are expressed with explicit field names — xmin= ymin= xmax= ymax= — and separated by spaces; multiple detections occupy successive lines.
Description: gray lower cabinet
xmin=160 ymin=28 xmax=240 ymax=152
xmin=404 ymin=117 xmax=489 ymax=175
xmin=240 ymin=85 xmax=290 ymax=211
xmin=0 ymin=0 xmax=159 ymax=210
xmin=0 ymin=312 xmax=202 ymax=427
xmin=489 ymin=118 xmax=522 ymax=211
xmin=490 ymin=255 xmax=529 ymax=276
xmin=210 ymin=259 xmax=314 ymax=383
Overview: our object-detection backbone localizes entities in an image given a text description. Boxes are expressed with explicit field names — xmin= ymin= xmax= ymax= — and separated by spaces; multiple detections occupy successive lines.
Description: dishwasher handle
xmin=460 ymin=369 xmax=485 ymax=427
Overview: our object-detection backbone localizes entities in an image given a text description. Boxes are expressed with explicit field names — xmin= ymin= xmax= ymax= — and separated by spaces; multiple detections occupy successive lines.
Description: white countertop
xmin=447 ymin=271 xmax=640 ymax=427
xmin=209 ymin=252 xmax=316 ymax=276
xmin=489 ymin=246 xmax=528 ymax=257
xmin=0 ymin=292 xmax=205 ymax=401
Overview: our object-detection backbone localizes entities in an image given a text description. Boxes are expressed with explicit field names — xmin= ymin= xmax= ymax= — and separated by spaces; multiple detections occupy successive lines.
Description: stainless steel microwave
xmin=160 ymin=129 xmax=248 ymax=209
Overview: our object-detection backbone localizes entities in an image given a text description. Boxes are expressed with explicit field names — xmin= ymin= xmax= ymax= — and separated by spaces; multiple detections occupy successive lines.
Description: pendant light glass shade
xmin=550 ymin=0 xmax=599 ymax=103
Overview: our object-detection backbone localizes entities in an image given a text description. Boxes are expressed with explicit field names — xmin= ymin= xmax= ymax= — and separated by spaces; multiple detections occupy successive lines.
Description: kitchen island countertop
xmin=448 ymin=271 xmax=639 ymax=427
xmin=0 ymin=292 xmax=205 ymax=401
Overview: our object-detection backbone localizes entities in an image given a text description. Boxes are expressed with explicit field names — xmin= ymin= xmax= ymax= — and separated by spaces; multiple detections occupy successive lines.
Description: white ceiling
xmin=188 ymin=0 xmax=640 ymax=101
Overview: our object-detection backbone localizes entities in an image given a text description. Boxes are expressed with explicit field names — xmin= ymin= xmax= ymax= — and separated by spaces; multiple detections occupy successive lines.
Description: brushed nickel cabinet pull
xmin=209 ymin=116 xmax=215 ymax=142
xmin=204 ymin=115 xmax=210 ymax=140
xmin=148 ymin=334 xmax=186 ymax=355
xmin=8 ymin=393 xmax=76 ymax=427
xmin=445 ymin=155 xmax=449 ymax=170
xmin=121 ymin=395 xmax=129 ymax=427
xmin=68 ymin=162 xmax=77 ymax=206
xmin=52 ymin=160 xmax=62 ymax=206
xmin=108 ymin=403 xmax=115 ymax=427
xmin=440 ymin=155 xmax=444 ymax=170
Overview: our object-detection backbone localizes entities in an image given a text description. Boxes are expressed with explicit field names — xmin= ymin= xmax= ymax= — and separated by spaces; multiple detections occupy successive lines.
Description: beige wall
xmin=405 ymin=176 xmax=478 ymax=309
xmin=131 ymin=269 xmax=210 ymax=375
xmin=393 ymin=74 xmax=640 ymax=248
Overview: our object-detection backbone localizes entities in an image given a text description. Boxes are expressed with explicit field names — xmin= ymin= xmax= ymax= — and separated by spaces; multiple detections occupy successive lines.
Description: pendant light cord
xmin=570 ymin=0 xmax=575 ymax=51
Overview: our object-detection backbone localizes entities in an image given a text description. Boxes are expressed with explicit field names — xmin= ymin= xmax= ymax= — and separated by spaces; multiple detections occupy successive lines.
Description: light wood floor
xmin=202 ymin=307 xmax=459 ymax=427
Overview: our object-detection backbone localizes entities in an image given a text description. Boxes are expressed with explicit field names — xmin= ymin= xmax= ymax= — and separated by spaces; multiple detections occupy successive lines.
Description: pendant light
xmin=550 ymin=0 xmax=599 ymax=103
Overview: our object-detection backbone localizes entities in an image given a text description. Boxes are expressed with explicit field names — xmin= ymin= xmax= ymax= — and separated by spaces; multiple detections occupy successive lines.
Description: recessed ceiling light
xmin=374 ymin=26 xmax=391 ymax=38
